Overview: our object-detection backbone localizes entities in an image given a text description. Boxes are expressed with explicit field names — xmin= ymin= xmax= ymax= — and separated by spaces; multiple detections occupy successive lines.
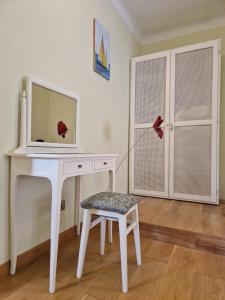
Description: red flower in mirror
xmin=57 ymin=121 xmax=68 ymax=138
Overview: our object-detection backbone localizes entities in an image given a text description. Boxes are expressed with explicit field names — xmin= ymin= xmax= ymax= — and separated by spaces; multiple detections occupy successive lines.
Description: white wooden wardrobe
xmin=129 ymin=40 xmax=220 ymax=204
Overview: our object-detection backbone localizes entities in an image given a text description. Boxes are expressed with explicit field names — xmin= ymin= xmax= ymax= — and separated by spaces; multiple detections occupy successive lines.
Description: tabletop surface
xmin=8 ymin=152 xmax=118 ymax=159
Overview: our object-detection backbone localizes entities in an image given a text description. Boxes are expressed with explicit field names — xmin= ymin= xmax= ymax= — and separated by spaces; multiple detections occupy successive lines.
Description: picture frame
xmin=93 ymin=19 xmax=110 ymax=80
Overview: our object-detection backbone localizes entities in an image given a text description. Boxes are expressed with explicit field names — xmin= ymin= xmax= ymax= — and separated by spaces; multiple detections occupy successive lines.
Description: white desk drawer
xmin=95 ymin=159 xmax=114 ymax=170
xmin=63 ymin=160 xmax=93 ymax=174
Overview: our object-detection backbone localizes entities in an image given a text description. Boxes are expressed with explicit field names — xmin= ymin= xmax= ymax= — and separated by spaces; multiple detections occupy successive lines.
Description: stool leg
xmin=76 ymin=209 xmax=91 ymax=278
xmin=119 ymin=215 xmax=128 ymax=293
xmin=108 ymin=220 xmax=113 ymax=243
xmin=100 ymin=218 xmax=106 ymax=255
xmin=132 ymin=205 xmax=142 ymax=266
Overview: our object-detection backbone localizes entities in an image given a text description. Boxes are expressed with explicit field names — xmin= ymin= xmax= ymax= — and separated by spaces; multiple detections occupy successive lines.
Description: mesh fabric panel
xmin=175 ymin=48 xmax=213 ymax=121
xmin=174 ymin=126 xmax=211 ymax=196
xmin=134 ymin=128 xmax=164 ymax=192
xmin=135 ymin=57 xmax=166 ymax=124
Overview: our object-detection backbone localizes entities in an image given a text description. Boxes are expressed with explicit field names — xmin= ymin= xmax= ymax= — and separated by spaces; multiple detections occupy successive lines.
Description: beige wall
xmin=0 ymin=0 xmax=139 ymax=264
xmin=140 ymin=26 xmax=225 ymax=200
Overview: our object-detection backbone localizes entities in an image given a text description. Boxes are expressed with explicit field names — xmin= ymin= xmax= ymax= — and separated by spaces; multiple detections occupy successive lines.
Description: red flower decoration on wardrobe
xmin=153 ymin=116 xmax=163 ymax=139
xmin=57 ymin=121 xmax=68 ymax=138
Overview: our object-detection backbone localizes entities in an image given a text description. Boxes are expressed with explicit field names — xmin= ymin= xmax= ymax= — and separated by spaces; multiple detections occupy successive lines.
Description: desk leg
xmin=49 ymin=176 xmax=63 ymax=294
xmin=75 ymin=176 xmax=81 ymax=235
xmin=10 ymin=170 xmax=18 ymax=275
xmin=108 ymin=170 xmax=115 ymax=243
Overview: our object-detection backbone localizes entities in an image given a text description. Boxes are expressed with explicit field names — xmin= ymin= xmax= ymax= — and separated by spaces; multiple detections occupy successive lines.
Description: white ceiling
xmin=112 ymin=0 xmax=225 ymax=44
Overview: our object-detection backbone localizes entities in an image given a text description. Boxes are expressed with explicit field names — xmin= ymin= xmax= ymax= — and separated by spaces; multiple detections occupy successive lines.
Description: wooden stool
xmin=76 ymin=192 xmax=142 ymax=293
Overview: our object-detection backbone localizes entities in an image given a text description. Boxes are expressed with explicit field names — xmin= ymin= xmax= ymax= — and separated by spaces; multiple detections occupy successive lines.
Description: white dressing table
xmin=9 ymin=77 xmax=118 ymax=293
xmin=9 ymin=152 xmax=117 ymax=293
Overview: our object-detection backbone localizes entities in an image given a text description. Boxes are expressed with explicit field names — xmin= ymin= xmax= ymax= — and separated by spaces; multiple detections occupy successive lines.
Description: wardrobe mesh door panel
xmin=135 ymin=57 xmax=166 ymax=124
xmin=174 ymin=126 xmax=211 ymax=196
xmin=175 ymin=48 xmax=213 ymax=121
xmin=134 ymin=128 xmax=164 ymax=192
xmin=171 ymin=45 xmax=216 ymax=201
xmin=132 ymin=55 xmax=168 ymax=195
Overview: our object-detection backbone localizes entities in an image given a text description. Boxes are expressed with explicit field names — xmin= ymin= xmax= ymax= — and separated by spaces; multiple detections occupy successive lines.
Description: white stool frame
xmin=76 ymin=204 xmax=141 ymax=293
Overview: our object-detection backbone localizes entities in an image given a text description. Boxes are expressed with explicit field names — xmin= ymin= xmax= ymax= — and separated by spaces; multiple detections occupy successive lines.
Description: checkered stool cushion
xmin=81 ymin=192 xmax=138 ymax=214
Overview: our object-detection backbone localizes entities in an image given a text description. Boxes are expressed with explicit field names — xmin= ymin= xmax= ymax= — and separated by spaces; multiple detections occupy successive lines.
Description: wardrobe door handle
xmin=164 ymin=123 xmax=173 ymax=130
xmin=78 ymin=164 xmax=83 ymax=168
xmin=104 ymin=162 xmax=107 ymax=165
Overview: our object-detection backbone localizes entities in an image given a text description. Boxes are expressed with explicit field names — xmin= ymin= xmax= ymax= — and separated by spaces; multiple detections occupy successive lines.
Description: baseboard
xmin=0 ymin=261 xmax=10 ymax=280
xmin=112 ymin=220 xmax=225 ymax=255
xmin=139 ymin=222 xmax=225 ymax=256
xmin=0 ymin=226 xmax=77 ymax=280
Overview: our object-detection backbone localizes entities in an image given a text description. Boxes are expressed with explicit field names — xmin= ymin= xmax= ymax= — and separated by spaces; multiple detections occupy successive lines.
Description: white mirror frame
xmin=13 ymin=76 xmax=81 ymax=154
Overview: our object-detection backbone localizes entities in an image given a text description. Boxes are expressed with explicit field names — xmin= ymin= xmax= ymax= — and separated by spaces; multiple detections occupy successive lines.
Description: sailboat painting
xmin=94 ymin=19 xmax=110 ymax=80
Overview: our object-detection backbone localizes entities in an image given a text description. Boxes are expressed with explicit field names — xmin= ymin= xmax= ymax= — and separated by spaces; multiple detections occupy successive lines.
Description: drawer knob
xmin=78 ymin=164 xmax=83 ymax=168
xmin=104 ymin=162 xmax=107 ymax=165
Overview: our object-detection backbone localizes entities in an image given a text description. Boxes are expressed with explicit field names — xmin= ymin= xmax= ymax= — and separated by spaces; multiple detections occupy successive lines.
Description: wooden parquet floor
xmin=1 ymin=229 xmax=225 ymax=300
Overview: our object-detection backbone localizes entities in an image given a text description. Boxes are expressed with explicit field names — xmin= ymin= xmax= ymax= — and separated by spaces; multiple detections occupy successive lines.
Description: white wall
xmin=0 ymin=0 xmax=139 ymax=264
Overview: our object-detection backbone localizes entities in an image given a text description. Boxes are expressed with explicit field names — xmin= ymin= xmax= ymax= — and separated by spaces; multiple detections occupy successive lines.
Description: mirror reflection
xmin=31 ymin=83 xmax=76 ymax=144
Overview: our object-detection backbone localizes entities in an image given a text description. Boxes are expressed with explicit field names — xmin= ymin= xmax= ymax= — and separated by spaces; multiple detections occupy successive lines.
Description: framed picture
xmin=93 ymin=19 xmax=110 ymax=80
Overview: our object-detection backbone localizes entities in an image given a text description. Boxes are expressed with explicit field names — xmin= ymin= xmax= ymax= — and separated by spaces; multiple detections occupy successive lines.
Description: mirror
xmin=31 ymin=84 xmax=76 ymax=144
xmin=26 ymin=77 xmax=79 ymax=149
